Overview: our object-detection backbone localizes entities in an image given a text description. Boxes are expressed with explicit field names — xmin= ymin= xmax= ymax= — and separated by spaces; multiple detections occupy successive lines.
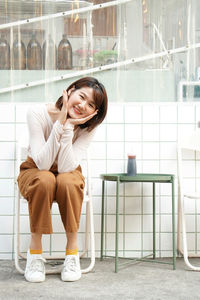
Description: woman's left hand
xmin=67 ymin=110 xmax=98 ymax=126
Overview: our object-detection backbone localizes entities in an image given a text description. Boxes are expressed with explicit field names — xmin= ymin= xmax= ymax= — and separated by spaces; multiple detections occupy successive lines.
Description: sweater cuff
xmin=54 ymin=120 xmax=64 ymax=136
xmin=63 ymin=122 xmax=74 ymax=131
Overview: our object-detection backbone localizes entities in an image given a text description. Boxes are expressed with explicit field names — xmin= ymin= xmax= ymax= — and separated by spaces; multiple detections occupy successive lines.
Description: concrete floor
xmin=0 ymin=257 xmax=200 ymax=300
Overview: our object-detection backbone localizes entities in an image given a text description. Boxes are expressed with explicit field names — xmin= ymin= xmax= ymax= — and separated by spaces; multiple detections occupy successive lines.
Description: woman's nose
xmin=78 ymin=101 xmax=86 ymax=110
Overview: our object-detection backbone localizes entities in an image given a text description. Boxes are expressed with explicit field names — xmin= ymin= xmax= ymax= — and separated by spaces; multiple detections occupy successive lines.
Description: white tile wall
xmin=1 ymin=102 xmax=200 ymax=259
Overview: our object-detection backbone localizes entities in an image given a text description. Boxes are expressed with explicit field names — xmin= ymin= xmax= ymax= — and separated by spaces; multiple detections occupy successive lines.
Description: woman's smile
xmin=73 ymin=106 xmax=81 ymax=115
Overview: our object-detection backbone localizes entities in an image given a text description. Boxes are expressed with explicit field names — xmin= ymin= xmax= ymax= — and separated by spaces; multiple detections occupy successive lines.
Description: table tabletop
xmin=100 ymin=173 xmax=175 ymax=183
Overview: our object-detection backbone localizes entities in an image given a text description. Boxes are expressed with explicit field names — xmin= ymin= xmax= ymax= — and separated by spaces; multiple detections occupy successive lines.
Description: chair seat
xmin=184 ymin=191 xmax=200 ymax=199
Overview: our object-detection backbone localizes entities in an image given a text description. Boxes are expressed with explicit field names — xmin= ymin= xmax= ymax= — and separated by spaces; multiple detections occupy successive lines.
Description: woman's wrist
xmin=63 ymin=119 xmax=74 ymax=130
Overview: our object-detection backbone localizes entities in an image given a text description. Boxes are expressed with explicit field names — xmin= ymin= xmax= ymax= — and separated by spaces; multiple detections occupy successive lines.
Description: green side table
xmin=100 ymin=173 xmax=176 ymax=272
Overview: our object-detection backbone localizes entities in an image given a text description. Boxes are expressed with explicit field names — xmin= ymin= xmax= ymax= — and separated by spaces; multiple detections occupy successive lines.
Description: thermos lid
xmin=128 ymin=154 xmax=136 ymax=159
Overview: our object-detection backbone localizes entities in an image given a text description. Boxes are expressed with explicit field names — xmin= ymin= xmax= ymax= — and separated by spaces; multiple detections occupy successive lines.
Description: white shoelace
xmin=64 ymin=256 xmax=78 ymax=272
xmin=29 ymin=257 xmax=46 ymax=273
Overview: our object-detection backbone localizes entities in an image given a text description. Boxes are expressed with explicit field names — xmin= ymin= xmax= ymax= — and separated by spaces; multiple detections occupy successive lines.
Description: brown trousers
xmin=17 ymin=157 xmax=85 ymax=234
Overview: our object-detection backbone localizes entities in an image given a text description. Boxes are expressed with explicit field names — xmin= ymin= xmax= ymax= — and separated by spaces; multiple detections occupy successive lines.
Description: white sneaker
xmin=24 ymin=250 xmax=46 ymax=283
xmin=61 ymin=254 xmax=81 ymax=282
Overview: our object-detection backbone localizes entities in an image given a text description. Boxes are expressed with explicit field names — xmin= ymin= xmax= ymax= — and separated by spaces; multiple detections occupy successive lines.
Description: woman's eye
xmin=80 ymin=94 xmax=84 ymax=99
xmin=89 ymin=103 xmax=95 ymax=108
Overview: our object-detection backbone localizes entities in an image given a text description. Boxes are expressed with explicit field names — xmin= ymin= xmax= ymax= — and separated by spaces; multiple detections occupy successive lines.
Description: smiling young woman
xmin=17 ymin=77 xmax=108 ymax=283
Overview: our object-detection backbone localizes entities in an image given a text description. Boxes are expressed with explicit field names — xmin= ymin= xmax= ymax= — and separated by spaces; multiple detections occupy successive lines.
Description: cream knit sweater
xmin=27 ymin=104 xmax=95 ymax=173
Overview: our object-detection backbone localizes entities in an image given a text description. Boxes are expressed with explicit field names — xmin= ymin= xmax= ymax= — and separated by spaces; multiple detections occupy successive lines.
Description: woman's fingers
xmin=68 ymin=110 xmax=98 ymax=125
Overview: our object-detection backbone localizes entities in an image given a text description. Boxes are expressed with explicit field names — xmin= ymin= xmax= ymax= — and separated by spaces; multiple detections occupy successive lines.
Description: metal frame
xmin=14 ymin=136 xmax=95 ymax=275
xmin=177 ymin=129 xmax=200 ymax=271
xmin=100 ymin=173 xmax=176 ymax=273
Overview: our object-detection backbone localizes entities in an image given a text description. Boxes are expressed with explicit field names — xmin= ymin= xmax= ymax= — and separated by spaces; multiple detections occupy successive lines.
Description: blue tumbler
xmin=127 ymin=154 xmax=137 ymax=176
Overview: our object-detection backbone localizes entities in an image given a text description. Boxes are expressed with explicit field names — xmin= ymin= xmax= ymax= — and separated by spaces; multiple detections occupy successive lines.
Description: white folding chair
xmin=177 ymin=129 xmax=200 ymax=270
xmin=14 ymin=133 xmax=95 ymax=275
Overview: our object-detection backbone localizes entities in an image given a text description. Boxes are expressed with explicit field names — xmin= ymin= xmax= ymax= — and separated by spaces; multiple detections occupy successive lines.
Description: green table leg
xmin=100 ymin=180 xmax=105 ymax=261
xmin=115 ymin=177 xmax=120 ymax=273
xmin=153 ymin=182 xmax=156 ymax=259
xmin=171 ymin=176 xmax=176 ymax=270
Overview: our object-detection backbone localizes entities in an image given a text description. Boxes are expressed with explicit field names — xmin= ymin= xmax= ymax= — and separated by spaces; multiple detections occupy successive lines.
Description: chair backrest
xmin=16 ymin=133 xmax=92 ymax=197
xmin=177 ymin=129 xmax=200 ymax=190
xmin=177 ymin=129 xmax=200 ymax=152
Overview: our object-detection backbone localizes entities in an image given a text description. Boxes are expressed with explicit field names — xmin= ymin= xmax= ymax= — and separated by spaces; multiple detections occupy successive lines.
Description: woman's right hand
xmin=58 ymin=90 xmax=69 ymax=125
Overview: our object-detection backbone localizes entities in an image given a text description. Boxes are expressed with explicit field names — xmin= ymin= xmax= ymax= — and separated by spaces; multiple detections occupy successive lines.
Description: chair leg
xmin=81 ymin=199 xmax=95 ymax=274
xmin=181 ymin=196 xmax=200 ymax=271
xmin=177 ymin=190 xmax=182 ymax=256
xmin=14 ymin=189 xmax=25 ymax=274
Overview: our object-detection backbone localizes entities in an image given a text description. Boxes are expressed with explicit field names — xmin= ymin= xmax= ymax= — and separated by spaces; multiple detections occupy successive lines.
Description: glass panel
xmin=0 ymin=0 xmax=200 ymax=102
xmin=0 ymin=0 xmax=93 ymax=102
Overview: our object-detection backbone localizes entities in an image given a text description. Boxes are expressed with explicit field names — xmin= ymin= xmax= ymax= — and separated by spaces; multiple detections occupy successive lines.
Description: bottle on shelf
xmin=13 ymin=34 xmax=26 ymax=70
xmin=0 ymin=33 xmax=10 ymax=70
xmin=43 ymin=34 xmax=57 ymax=70
xmin=57 ymin=33 xmax=72 ymax=70
xmin=27 ymin=32 xmax=42 ymax=70
xmin=127 ymin=154 xmax=137 ymax=176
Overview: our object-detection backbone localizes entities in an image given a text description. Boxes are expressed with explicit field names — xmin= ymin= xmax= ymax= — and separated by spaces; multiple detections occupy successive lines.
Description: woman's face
xmin=67 ymin=87 xmax=96 ymax=119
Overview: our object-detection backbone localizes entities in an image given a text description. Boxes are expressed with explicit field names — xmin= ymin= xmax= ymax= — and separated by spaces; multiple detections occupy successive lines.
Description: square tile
xmin=0 ymin=142 xmax=15 ymax=159
xmin=160 ymin=104 xmax=177 ymax=123
xmin=107 ymin=215 xmax=123 ymax=232
xmin=93 ymin=124 xmax=106 ymax=142
xmin=106 ymin=196 xmax=124 ymax=214
xmin=51 ymin=234 xmax=66 ymax=251
xmin=107 ymin=104 xmax=124 ymax=123
xmin=125 ymin=215 xmax=141 ymax=232
xmin=0 ymin=104 xmax=15 ymax=122
xmin=142 ymin=142 xmax=159 ymax=159
xmin=107 ymin=142 xmax=124 ymax=159
xmin=0 ymin=235 xmax=12 ymax=252
xmin=142 ymin=160 xmax=160 ymax=173
xmin=0 ymin=161 xmax=14 ymax=178
xmin=143 ymin=196 xmax=160 ymax=214
xmin=160 ymin=124 xmax=177 ymax=141
xmin=106 ymin=233 xmax=123 ymax=251
xmin=161 ymin=215 xmax=173 ymax=232
xmin=142 ymin=105 xmax=159 ymax=123
xmin=125 ymin=124 xmax=142 ymax=142
xmin=124 ymin=197 xmax=141 ymax=214
xmin=124 ymin=105 xmax=142 ymax=123
xmin=91 ymin=160 xmax=106 ymax=177
xmin=160 ymin=142 xmax=176 ymax=159
xmin=178 ymin=104 xmax=195 ymax=123
xmin=177 ymin=124 xmax=195 ymax=139
xmin=15 ymin=104 xmax=29 ymax=123
xmin=0 ymin=179 xmax=14 ymax=197
xmin=0 ymin=125 xmax=15 ymax=141
xmin=107 ymin=124 xmax=124 ymax=141
xmin=125 ymin=182 xmax=142 ymax=196
xmin=125 ymin=233 xmax=141 ymax=251
xmin=90 ymin=142 xmax=106 ymax=159
xmin=160 ymin=160 xmax=177 ymax=176
xmin=0 ymin=198 xmax=14 ymax=215
xmin=107 ymin=159 xmax=125 ymax=173
xmin=142 ymin=124 xmax=159 ymax=141
xmin=143 ymin=233 xmax=159 ymax=251
xmin=0 ymin=216 xmax=13 ymax=233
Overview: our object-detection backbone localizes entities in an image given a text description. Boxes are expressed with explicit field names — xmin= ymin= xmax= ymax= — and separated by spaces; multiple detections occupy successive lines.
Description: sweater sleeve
xmin=57 ymin=124 xmax=96 ymax=173
xmin=27 ymin=107 xmax=63 ymax=170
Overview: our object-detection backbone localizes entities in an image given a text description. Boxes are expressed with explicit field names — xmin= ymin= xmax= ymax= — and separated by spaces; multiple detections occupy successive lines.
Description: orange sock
xmin=30 ymin=249 xmax=42 ymax=255
xmin=65 ymin=248 xmax=78 ymax=256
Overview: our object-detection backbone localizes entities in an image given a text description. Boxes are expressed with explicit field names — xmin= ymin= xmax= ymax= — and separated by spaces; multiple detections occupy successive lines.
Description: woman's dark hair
xmin=55 ymin=76 xmax=108 ymax=131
